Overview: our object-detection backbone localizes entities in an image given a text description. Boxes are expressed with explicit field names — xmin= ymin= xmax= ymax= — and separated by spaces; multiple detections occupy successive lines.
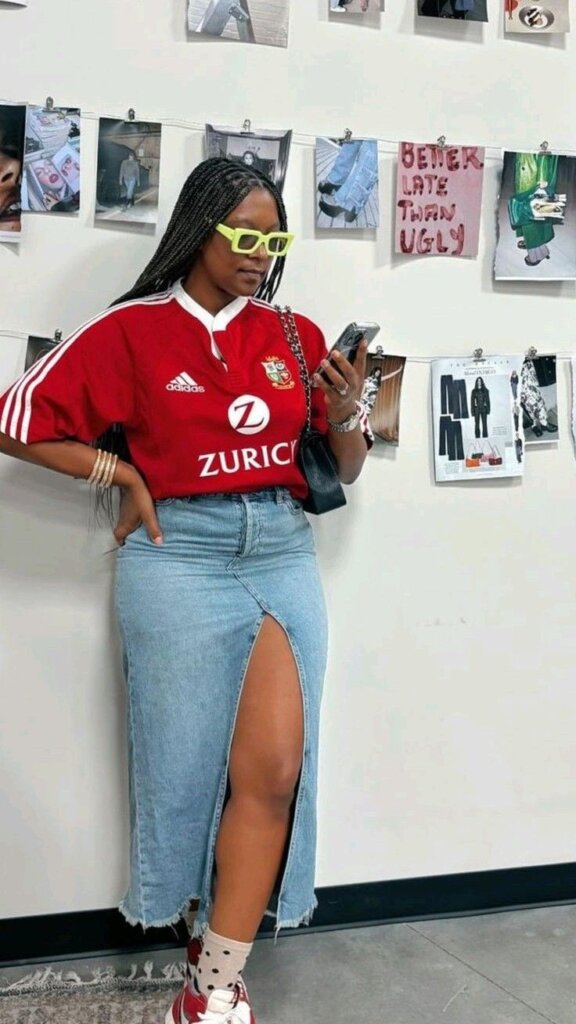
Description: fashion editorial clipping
xmin=494 ymin=151 xmax=576 ymax=281
xmin=432 ymin=355 xmax=525 ymax=481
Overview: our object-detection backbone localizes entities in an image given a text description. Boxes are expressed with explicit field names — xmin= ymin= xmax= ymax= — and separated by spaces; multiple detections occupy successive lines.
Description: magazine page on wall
xmin=22 ymin=106 xmax=80 ymax=214
xmin=205 ymin=124 xmax=292 ymax=193
xmin=432 ymin=355 xmax=525 ymax=482
xmin=521 ymin=355 xmax=559 ymax=445
xmin=504 ymin=0 xmax=569 ymax=34
xmin=395 ymin=141 xmax=485 ymax=258
xmin=315 ymin=136 xmax=379 ymax=229
xmin=189 ymin=0 xmax=290 ymax=48
xmin=95 ymin=118 xmax=162 ymax=226
xmin=364 ymin=351 xmax=406 ymax=444
xmin=494 ymin=150 xmax=576 ymax=281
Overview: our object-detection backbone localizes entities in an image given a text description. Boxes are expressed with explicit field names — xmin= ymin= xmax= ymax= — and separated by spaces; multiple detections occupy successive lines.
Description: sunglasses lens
xmin=268 ymin=235 xmax=290 ymax=255
xmin=235 ymin=231 xmax=260 ymax=252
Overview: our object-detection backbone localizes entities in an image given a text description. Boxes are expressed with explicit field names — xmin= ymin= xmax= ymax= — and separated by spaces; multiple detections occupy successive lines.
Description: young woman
xmin=0 ymin=157 xmax=371 ymax=1024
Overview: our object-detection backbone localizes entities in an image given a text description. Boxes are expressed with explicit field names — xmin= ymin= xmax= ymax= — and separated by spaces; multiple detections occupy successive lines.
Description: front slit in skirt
xmin=114 ymin=488 xmax=328 ymax=942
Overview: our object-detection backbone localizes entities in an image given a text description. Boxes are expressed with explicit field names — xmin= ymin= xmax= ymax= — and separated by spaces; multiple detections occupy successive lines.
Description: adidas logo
xmin=166 ymin=371 xmax=205 ymax=393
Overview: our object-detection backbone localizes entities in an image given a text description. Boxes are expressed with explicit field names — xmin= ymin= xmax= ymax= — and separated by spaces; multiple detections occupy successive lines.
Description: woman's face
xmin=475 ymin=377 xmax=483 ymax=388
xmin=196 ymin=187 xmax=280 ymax=300
xmin=0 ymin=154 xmax=21 ymax=194
xmin=34 ymin=160 xmax=65 ymax=190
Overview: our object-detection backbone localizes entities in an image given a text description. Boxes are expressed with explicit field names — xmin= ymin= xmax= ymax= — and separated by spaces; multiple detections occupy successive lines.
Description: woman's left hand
xmin=312 ymin=339 xmax=368 ymax=422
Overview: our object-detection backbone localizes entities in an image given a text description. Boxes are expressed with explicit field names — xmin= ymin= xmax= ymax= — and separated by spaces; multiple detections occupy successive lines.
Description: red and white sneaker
xmin=185 ymin=937 xmax=203 ymax=984
xmin=165 ymin=977 xmax=256 ymax=1023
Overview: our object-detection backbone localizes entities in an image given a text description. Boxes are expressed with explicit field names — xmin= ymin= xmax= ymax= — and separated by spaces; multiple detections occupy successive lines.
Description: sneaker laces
xmin=197 ymin=985 xmax=247 ymax=1023
xmin=198 ymin=1010 xmax=246 ymax=1024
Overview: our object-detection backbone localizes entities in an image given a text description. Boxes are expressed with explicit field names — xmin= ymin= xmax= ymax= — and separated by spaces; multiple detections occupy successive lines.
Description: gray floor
xmin=2 ymin=904 xmax=576 ymax=1022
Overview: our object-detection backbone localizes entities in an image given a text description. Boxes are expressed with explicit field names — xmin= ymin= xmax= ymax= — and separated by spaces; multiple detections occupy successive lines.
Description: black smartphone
xmin=315 ymin=321 xmax=380 ymax=384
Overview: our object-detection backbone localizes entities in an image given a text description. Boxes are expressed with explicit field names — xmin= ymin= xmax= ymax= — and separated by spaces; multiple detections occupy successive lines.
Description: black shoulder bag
xmin=275 ymin=305 xmax=346 ymax=515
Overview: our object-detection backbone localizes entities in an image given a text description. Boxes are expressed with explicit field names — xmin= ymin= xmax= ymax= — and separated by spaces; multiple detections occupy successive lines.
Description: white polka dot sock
xmin=193 ymin=927 xmax=253 ymax=998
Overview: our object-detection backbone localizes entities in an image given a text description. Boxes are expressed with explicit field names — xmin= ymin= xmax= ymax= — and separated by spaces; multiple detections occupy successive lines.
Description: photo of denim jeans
xmin=316 ymin=137 xmax=379 ymax=229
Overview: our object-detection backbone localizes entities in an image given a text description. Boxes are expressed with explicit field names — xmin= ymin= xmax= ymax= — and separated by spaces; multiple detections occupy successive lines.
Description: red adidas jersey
xmin=0 ymin=283 xmax=365 ymax=500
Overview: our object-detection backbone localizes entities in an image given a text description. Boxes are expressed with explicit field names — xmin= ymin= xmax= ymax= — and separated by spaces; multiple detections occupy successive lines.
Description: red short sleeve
xmin=0 ymin=310 xmax=135 ymax=444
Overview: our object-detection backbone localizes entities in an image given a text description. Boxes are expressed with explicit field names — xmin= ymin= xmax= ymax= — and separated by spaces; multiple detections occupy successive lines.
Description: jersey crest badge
xmin=261 ymin=356 xmax=295 ymax=390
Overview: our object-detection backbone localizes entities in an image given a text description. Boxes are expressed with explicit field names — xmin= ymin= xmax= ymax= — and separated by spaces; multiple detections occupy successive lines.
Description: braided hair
xmin=113 ymin=156 xmax=288 ymax=306
xmin=95 ymin=156 xmax=289 ymax=516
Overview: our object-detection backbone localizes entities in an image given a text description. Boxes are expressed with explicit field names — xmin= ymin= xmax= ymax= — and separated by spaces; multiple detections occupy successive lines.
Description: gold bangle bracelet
xmin=101 ymin=453 xmax=118 ymax=489
xmin=98 ymin=451 xmax=113 ymax=487
xmin=87 ymin=449 xmax=104 ymax=485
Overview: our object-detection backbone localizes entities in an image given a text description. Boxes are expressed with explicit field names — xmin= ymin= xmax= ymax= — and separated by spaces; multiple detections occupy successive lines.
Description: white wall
xmin=2 ymin=0 xmax=576 ymax=920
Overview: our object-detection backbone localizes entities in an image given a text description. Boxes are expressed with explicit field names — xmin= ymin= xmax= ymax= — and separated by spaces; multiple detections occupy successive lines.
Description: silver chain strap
xmin=275 ymin=305 xmax=312 ymax=431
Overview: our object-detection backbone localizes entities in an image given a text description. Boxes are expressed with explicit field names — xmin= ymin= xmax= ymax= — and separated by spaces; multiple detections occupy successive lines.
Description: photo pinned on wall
xmin=22 ymin=106 xmax=80 ymax=214
xmin=95 ymin=118 xmax=162 ymax=226
xmin=205 ymin=124 xmax=292 ymax=193
xmin=24 ymin=335 xmax=60 ymax=372
xmin=0 ymin=102 xmax=26 ymax=244
xmin=521 ymin=355 xmax=558 ymax=445
xmin=395 ymin=141 xmax=485 ymax=258
xmin=188 ymin=0 xmax=289 ymax=48
xmin=432 ymin=355 xmax=525 ymax=482
xmin=329 ymin=0 xmax=383 ymax=22
xmin=494 ymin=150 xmax=576 ymax=281
xmin=364 ymin=350 xmax=407 ymax=445
xmin=417 ymin=0 xmax=487 ymax=19
xmin=504 ymin=0 xmax=569 ymax=33
xmin=315 ymin=136 xmax=379 ymax=229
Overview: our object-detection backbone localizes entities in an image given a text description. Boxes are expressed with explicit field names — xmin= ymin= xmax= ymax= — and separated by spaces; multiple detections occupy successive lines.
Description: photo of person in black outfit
xmin=471 ymin=377 xmax=490 ymax=438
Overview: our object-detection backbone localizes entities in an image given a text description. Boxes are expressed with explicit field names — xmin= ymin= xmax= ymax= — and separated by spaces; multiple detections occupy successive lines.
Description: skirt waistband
xmin=155 ymin=487 xmax=295 ymax=505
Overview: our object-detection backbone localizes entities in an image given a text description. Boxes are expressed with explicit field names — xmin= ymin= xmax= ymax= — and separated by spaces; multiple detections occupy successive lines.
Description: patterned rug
xmin=0 ymin=985 xmax=182 ymax=1023
xmin=0 ymin=960 xmax=187 ymax=1023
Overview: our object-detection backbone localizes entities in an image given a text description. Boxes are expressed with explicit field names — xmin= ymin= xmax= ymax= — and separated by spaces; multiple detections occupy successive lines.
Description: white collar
xmin=173 ymin=280 xmax=248 ymax=333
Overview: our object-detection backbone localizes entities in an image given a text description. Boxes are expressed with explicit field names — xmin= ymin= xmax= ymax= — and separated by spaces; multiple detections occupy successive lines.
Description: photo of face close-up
xmin=188 ymin=0 xmax=290 ymax=47
xmin=0 ymin=103 xmax=26 ymax=242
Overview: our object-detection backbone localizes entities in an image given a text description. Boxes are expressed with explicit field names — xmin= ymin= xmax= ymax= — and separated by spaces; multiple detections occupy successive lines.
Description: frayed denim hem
xmin=267 ymin=894 xmax=319 ymax=946
xmin=119 ymin=890 xmax=319 ymax=947
xmin=118 ymin=893 xmax=201 ymax=938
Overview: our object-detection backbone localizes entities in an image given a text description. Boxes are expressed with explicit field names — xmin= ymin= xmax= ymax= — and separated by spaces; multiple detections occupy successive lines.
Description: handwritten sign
xmin=395 ymin=142 xmax=485 ymax=258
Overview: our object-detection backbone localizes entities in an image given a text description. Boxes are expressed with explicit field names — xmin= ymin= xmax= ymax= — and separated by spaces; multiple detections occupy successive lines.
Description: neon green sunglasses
xmin=215 ymin=222 xmax=294 ymax=257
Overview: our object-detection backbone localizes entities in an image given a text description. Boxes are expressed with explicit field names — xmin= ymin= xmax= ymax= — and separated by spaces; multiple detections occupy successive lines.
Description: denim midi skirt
xmin=114 ymin=488 xmax=328 ymax=941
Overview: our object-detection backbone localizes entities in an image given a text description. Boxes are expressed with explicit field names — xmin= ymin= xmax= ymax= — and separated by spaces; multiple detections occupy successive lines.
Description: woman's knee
xmin=231 ymin=752 xmax=302 ymax=809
